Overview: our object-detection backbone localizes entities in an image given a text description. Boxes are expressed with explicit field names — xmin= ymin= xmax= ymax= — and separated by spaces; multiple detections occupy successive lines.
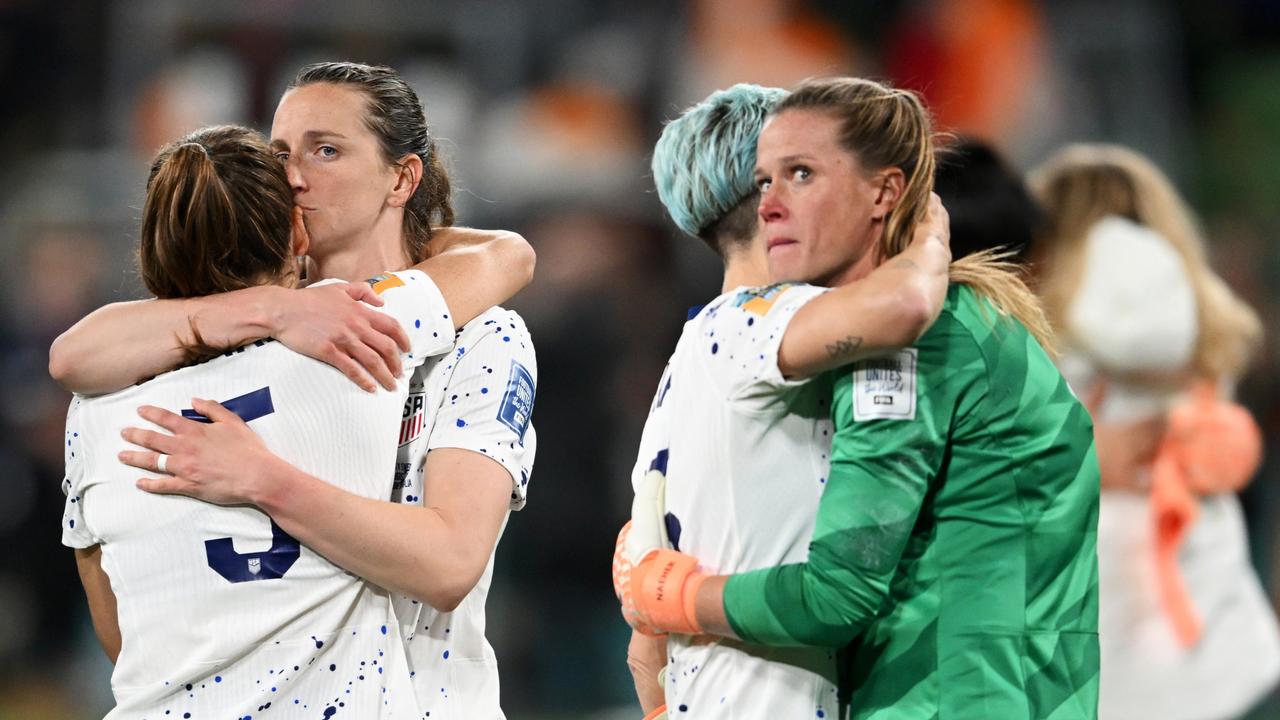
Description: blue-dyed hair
xmin=652 ymin=83 xmax=787 ymax=254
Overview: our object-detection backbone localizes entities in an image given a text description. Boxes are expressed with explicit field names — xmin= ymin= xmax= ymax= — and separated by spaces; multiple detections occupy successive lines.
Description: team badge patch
xmin=497 ymin=359 xmax=536 ymax=439
xmin=731 ymin=282 xmax=799 ymax=316
xmin=852 ymin=349 xmax=918 ymax=421
xmin=399 ymin=391 xmax=426 ymax=446
xmin=365 ymin=273 xmax=405 ymax=295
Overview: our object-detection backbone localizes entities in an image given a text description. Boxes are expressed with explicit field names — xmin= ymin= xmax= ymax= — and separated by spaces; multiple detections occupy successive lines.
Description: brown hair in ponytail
xmin=139 ymin=124 xmax=295 ymax=300
xmin=775 ymin=77 xmax=1055 ymax=350
xmin=290 ymin=61 xmax=454 ymax=264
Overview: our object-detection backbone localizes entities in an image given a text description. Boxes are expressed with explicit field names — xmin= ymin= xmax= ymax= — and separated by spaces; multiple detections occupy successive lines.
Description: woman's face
xmin=754 ymin=108 xmax=884 ymax=286
xmin=270 ymin=83 xmax=400 ymax=259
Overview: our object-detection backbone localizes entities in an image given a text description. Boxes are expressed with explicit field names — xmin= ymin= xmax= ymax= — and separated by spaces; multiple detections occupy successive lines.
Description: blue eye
xmin=317 ymin=145 xmax=338 ymax=159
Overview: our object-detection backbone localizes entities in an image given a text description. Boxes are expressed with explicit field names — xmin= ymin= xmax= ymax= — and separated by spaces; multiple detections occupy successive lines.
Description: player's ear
xmin=290 ymin=205 xmax=310 ymax=257
xmin=387 ymin=154 xmax=423 ymax=209
xmin=870 ymin=168 xmax=906 ymax=221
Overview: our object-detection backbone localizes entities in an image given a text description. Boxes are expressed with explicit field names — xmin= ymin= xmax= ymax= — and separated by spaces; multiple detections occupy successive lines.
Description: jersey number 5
xmin=184 ymin=387 xmax=302 ymax=583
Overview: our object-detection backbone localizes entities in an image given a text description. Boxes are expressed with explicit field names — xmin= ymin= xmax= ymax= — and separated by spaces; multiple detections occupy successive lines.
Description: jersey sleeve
xmin=706 ymin=283 xmax=828 ymax=409
xmin=426 ymin=310 xmax=537 ymax=510
xmin=361 ymin=269 xmax=456 ymax=372
xmin=630 ymin=361 xmax=673 ymax=491
xmin=61 ymin=397 xmax=100 ymax=549
xmin=721 ymin=335 xmax=965 ymax=647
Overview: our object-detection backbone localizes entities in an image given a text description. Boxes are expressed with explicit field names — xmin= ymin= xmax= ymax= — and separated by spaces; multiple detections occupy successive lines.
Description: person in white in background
xmin=51 ymin=62 xmax=536 ymax=719
xmin=1030 ymin=143 xmax=1278 ymax=720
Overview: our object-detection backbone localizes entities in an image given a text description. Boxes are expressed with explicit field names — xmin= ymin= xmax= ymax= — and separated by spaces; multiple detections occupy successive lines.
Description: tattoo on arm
xmin=825 ymin=335 xmax=864 ymax=359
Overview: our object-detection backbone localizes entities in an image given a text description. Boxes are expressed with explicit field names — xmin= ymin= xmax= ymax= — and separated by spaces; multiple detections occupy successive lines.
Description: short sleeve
xmin=361 ymin=269 xmax=457 ymax=372
xmin=698 ymin=283 xmax=828 ymax=408
xmin=426 ymin=310 xmax=537 ymax=510
xmin=61 ymin=397 xmax=99 ymax=549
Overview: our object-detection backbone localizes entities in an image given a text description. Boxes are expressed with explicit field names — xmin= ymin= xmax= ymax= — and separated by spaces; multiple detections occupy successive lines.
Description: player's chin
xmin=765 ymin=246 xmax=807 ymax=283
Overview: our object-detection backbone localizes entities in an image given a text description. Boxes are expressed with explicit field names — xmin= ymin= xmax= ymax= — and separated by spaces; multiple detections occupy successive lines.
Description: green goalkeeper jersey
xmin=723 ymin=284 xmax=1100 ymax=719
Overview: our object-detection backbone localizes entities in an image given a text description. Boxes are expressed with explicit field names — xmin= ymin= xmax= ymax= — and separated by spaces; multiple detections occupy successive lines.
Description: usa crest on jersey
xmin=400 ymin=390 xmax=426 ymax=446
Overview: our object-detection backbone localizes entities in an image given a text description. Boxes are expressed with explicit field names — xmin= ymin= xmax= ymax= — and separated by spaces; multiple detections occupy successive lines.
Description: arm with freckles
xmin=48 ymin=225 xmax=534 ymax=395
xmin=777 ymin=194 xmax=951 ymax=379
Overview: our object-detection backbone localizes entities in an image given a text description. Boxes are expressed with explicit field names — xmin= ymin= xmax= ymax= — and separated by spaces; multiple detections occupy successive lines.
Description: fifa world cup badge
xmin=852 ymin=349 xmax=918 ymax=421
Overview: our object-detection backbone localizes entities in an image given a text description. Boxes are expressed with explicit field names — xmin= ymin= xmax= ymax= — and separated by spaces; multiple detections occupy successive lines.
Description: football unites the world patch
xmin=852 ymin=348 xmax=918 ymax=421
xmin=497 ymin=360 xmax=535 ymax=439
xmin=731 ymin=282 xmax=799 ymax=316
xmin=365 ymin=273 xmax=405 ymax=295
xmin=399 ymin=391 xmax=426 ymax=446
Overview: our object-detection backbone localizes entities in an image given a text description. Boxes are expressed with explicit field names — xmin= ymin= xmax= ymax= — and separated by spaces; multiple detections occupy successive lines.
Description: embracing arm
xmin=777 ymin=194 xmax=951 ymax=380
xmin=419 ymin=227 xmax=536 ymax=327
xmin=49 ymin=283 xmax=411 ymax=395
xmin=257 ymin=447 xmax=512 ymax=610
xmin=50 ymin=228 xmax=532 ymax=395
xmin=74 ymin=546 xmax=121 ymax=663
xmin=49 ymin=290 xmax=282 ymax=394
xmin=123 ymin=398 xmax=515 ymax=610
xmin=618 ymin=365 xmax=947 ymax=647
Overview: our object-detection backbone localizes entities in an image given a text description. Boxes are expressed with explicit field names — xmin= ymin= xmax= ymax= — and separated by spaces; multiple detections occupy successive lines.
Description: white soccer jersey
xmin=60 ymin=270 xmax=452 ymax=719
xmin=389 ymin=306 xmax=537 ymax=719
xmin=631 ymin=283 xmax=841 ymax=719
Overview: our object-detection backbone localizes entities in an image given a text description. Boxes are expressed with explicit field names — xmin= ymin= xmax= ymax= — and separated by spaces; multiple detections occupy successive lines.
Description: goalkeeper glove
xmin=612 ymin=468 xmax=706 ymax=635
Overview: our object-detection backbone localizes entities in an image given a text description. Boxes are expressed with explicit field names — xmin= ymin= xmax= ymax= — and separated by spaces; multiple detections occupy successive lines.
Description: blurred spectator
xmin=1029 ymin=143 xmax=1280 ymax=720
xmin=934 ymin=137 xmax=1043 ymax=262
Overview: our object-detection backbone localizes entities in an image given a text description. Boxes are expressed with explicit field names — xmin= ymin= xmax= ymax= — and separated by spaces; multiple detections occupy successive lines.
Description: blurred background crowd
xmin=1 ymin=0 xmax=1278 ymax=717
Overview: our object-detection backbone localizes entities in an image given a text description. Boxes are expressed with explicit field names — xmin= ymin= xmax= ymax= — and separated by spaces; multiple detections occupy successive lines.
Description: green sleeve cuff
xmin=723 ymin=569 xmax=778 ymax=644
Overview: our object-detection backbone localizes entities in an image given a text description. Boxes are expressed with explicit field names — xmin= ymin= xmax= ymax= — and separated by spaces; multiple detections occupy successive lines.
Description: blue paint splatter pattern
xmin=388 ymin=305 xmax=537 ymax=717
xmin=637 ymin=284 xmax=840 ymax=717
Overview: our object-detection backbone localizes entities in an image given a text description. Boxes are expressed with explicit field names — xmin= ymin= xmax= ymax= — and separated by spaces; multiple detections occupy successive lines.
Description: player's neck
xmin=310 ymin=228 xmax=412 ymax=282
xmin=825 ymin=248 xmax=878 ymax=288
xmin=721 ymin=244 xmax=769 ymax=293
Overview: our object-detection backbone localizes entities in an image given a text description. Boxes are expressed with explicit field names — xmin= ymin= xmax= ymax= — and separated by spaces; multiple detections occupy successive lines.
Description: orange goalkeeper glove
xmin=612 ymin=469 xmax=706 ymax=635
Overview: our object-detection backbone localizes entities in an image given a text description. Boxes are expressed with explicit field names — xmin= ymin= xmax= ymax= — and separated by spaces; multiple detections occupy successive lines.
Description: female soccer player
xmin=66 ymin=123 xmax=481 ymax=717
xmin=618 ymin=77 xmax=1101 ymax=720
xmin=52 ymin=62 xmax=535 ymax=718
xmin=1030 ymin=144 xmax=1277 ymax=720
xmin=620 ymin=81 xmax=953 ymax=719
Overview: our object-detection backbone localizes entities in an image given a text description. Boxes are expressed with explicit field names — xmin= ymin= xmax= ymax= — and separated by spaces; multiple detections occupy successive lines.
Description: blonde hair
xmin=776 ymin=77 xmax=1055 ymax=349
xmin=1028 ymin=144 xmax=1261 ymax=380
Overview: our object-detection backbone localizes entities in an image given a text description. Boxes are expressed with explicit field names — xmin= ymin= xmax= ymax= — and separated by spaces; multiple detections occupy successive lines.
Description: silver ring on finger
xmin=156 ymin=453 xmax=169 ymax=474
